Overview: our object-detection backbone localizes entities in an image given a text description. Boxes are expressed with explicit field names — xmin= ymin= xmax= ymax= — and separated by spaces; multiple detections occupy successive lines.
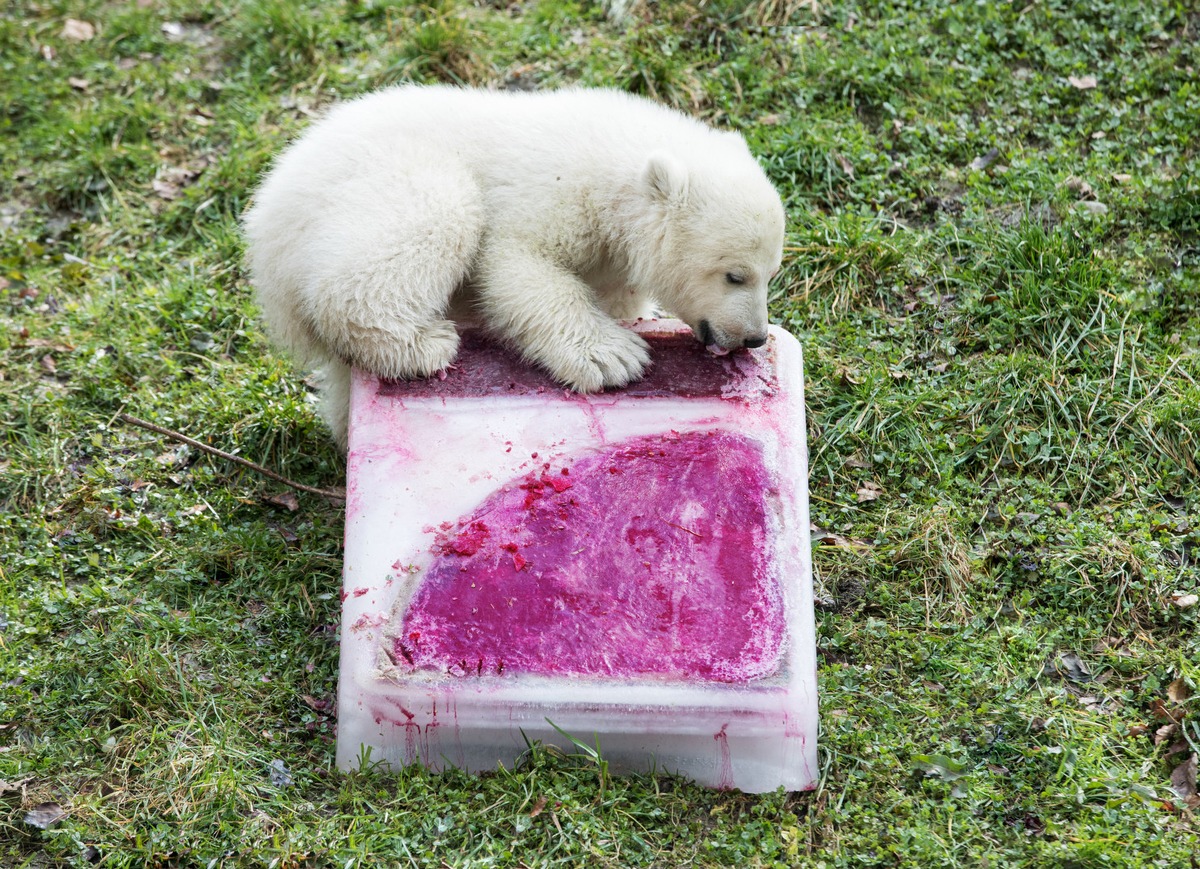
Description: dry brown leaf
xmin=151 ymin=163 xmax=206 ymax=200
xmin=264 ymin=491 xmax=300 ymax=512
xmin=1062 ymin=176 xmax=1094 ymax=199
xmin=856 ymin=481 xmax=882 ymax=503
xmin=39 ymin=354 xmax=57 ymax=374
xmin=1055 ymin=652 xmax=1091 ymax=684
xmin=809 ymin=523 xmax=871 ymax=549
xmin=1076 ymin=201 xmax=1108 ymax=216
xmin=1170 ymin=591 xmax=1198 ymax=609
xmin=833 ymin=152 xmax=855 ymax=179
xmin=836 ymin=366 xmax=862 ymax=387
xmin=23 ymin=338 xmax=75 ymax=352
xmin=68 ymin=76 xmax=89 ymax=90
xmin=1078 ymin=694 xmax=1114 ymax=713
xmin=969 ymin=148 xmax=999 ymax=171
xmin=0 ymin=777 xmax=31 ymax=795
xmin=1167 ymin=678 xmax=1193 ymax=704
xmin=529 ymin=796 xmax=547 ymax=818
xmin=152 ymin=179 xmax=181 ymax=200
xmin=811 ymin=523 xmax=860 ymax=547
xmin=1169 ymin=754 xmax=1197 ymax=802
xmin=24 ymin=803 xmax=67 ymax=830
xmin=1068 ymin=74 xmax=1098 ymax=90
xmin=1150 ymin=697 xmax=1183 ymax=724
xmin=1154 ymin=723 xmax=1179 ymax=745
xmin=62 ymin=19 xmax=96 ymax=41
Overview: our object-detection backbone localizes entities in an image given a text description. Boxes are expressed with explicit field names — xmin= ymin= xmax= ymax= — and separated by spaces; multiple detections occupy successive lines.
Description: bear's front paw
xmin=542 ymin=325 xmax=651 ymax=393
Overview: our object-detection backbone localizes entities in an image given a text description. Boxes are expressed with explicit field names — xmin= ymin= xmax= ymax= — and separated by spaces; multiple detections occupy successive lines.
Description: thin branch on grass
xmin=116 ymin=412 xmax=346 ymax=502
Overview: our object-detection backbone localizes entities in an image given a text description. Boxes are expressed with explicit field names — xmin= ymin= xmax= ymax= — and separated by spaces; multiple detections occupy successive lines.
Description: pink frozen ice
xmin=394 ymin=430 xmax=785 ymax=683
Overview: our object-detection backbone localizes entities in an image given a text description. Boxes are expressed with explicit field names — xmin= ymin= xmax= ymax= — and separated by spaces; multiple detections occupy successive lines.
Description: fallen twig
xmin=116 ymin=412 xmax=346 ymax=503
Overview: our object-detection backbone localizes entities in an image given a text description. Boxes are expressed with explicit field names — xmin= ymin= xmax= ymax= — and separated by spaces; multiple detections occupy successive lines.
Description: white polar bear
xmin=243 ymin=85 xmax=785 ymax=447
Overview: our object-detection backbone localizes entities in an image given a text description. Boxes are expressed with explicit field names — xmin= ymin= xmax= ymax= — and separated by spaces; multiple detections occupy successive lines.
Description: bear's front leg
xmin=476 ymin=242 xmax=651 ymax=392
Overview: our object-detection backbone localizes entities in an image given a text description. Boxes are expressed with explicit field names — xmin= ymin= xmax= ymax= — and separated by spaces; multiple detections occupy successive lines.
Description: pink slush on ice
xmin=393 ymin=430 xmax=785 ymax=682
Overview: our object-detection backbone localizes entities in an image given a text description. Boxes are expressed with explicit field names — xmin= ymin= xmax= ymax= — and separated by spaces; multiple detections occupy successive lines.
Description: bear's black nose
xmin=743 ymin=334 xmax=768 ymax=349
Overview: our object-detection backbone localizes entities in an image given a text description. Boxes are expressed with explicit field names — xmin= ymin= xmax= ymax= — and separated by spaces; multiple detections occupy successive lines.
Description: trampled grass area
xmin=2 ymin=0 xmax=1198 ymax=865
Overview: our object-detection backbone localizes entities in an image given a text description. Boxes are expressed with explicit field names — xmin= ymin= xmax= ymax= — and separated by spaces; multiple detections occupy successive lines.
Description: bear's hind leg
xmin=333 ymin=311 xmax=461 ymax=382
xmin=316 ymin=357 xmax=353 ymax=451
xmin=300 ymin=157 xmax=483 ymax=382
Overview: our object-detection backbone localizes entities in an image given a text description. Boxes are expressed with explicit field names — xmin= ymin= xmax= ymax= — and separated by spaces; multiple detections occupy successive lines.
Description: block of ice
xmin=337 ymin=319 xmax=817 ymax=792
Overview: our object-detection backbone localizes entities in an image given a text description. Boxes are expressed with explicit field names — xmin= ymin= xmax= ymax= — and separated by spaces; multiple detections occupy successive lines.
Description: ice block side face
xmin=391 ymin=429 xmax=785 ymax=683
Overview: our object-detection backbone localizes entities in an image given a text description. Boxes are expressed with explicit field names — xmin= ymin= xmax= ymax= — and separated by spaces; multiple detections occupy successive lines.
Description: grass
xmin=1 ymin=0 xmax=1198 ymax=865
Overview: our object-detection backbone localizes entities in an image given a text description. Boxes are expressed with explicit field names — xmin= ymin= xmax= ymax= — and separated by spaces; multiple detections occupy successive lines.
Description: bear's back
xmin=299 ymin=85 xmax=745 ymax=177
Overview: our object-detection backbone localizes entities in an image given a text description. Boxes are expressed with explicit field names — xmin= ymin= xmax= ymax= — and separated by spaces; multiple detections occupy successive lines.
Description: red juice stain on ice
xmin=376 ymin=330 xmax=777 ymax=401
xmin=393 ymin=430 xmax=784 ymax=682
xmin=396 ymin=704 xmax=420 ymax=763
xmin=714 ymin=724 xmax=734 ymax=790
xmin=443 ymin=521 xmax=489 ymax=556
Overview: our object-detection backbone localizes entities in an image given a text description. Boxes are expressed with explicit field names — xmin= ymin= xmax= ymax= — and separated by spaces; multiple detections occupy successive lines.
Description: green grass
xmin=2 ymin=0 xmax=1198 ymax=865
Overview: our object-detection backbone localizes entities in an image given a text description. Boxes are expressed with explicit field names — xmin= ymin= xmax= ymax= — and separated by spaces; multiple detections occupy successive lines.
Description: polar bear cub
xmin=243 ymin=85 xmax=785 ymax=447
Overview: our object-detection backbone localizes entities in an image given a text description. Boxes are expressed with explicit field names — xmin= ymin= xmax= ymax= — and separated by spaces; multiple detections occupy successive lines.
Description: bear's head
xmin=634 ymin=150 xmax=785 ymax=352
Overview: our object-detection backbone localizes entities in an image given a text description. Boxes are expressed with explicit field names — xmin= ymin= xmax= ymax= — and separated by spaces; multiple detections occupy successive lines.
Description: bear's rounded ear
xmin=642 ymin=152 xmax=689 ymax=207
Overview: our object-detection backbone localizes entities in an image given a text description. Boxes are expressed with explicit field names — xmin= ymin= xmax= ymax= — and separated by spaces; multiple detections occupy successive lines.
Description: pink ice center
xmin=393 ymin=430 xmax=784 ymax=682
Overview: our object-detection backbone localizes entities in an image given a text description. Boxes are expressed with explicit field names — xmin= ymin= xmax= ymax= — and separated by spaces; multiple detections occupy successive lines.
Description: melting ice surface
xmin=391 ymin=429 xmax=785 ymax=683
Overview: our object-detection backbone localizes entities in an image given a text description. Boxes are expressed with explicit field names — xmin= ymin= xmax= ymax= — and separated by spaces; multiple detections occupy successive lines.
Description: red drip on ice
xmin=394 ymin=430 xmax=785 ymax=682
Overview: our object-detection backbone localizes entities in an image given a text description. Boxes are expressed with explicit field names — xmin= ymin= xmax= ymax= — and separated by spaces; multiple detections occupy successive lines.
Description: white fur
xmin=243 ymin=85 xmax=785 ymax=447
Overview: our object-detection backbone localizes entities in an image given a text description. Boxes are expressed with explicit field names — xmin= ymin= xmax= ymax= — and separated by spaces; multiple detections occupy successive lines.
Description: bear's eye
xmin=725 ymin=272 xmax=746 ymax=286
